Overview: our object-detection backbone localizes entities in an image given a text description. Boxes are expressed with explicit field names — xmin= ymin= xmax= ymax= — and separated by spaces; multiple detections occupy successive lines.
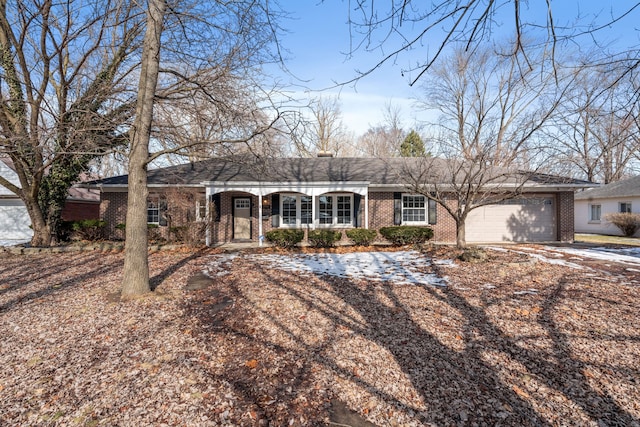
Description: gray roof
xmin=574 ymin=175 xmax=640 ymax=200
xmin=91 ymin=156 xmax=594 ymax=189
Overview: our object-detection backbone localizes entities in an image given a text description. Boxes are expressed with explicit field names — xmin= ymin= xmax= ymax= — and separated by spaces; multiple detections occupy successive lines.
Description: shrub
xmin=458 ymin=247 xmax=488 ymax=263
xmin=265 ymin=229 xmax=304 ymax=248
xmin=346 ymin=228 xmax=377 ymax=246
xmin=308 ymin=229 xmax=342 ymax=248
xmin=605 ymin=212 xmax=640 ymax=237
xmin=379 ymin=226 xmax=433 ymax=246
xmin=71 ymin=219 xmax=106 ymax=241
xmin=169 ymin=223 xmax=207 ymax=246
xmin=58 ymin=221 xmax=75 ymax=242
xmin=146 ymin=223 xmax=164 ymax=243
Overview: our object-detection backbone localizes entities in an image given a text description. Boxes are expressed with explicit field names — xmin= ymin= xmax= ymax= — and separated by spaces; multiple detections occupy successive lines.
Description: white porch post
xmin=205 ymin=187 xmax=211 ymax=246
xmin=258 ymin=194 xmax=263 ymax=246
xmin=311 ymin=194 xmax=317 ymax=229
xmin=364 ymin=192 xmax=369 ymax=229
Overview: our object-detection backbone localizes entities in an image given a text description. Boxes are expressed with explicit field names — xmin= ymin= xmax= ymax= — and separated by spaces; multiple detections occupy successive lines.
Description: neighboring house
xmin=0 ymin=158 xmax=32 ymax=241
xmin=575 ymin=175 xmax=640 ymax=237
xmin=91 ymin=156 xmax=592 ymax=245
xmin=0 ymin=157 xmax=100 ymax=242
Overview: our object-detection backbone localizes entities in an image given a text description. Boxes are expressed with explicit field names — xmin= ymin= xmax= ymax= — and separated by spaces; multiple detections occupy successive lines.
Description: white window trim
xmin=279 ymin=194 xmax=314 ymax=227
xmin=401 ymin=194 xmax=429 ymax=225
xmin=619 ymin=202 xmax=632 ymax=213
xmin=147 ymin=194 xmax=165 ymax=225
xmin=588 ymin=203 xmax=601 ymax=223
xmin=278 ymin=193 xmax=354 ymax=228
xmin=316 ymin=193 xmax=353 ymax=228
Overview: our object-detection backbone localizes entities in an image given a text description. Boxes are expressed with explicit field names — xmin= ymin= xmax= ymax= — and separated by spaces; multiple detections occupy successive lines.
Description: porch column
xmin=311 ymin=194 xmax=317 ymax=229
xmin=205 ymin=187 xmax=211 ymax=246
xmin=258 ymin=194 xmax=263 ymax=246
xmin=364 ymin=192 xmax=369 ymax=229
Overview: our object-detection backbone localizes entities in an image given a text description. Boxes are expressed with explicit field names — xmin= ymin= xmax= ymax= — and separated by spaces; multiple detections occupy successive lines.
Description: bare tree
xmin=121 ymin=0 xmax=287 ymax=297
xmin=343 ymin=1 xmax=640 ymax=85
xmin=0 ymin=0 xmax=142 ymax=246
xmin=407 ymin=45 xmax=562 ymax=248
xmin=546 ymin=60 xmax=640 ymax=183
xmin=356 ymin=102 xmax=405 ymax=157
xmin=291 ymin=96 xmax=354 ymax=157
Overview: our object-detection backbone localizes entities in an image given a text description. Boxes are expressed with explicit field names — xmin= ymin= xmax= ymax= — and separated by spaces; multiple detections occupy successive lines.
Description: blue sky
xmin=273 ymin=1 xmax=640 ymax=135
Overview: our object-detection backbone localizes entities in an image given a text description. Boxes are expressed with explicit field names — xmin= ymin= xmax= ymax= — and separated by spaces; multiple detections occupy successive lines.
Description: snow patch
xmin=244 ymin=250 xmax=447 ymax=286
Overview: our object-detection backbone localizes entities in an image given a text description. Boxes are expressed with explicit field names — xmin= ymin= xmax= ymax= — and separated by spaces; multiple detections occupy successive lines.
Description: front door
xmin=233 ymin=198 xmax=251 ymax=240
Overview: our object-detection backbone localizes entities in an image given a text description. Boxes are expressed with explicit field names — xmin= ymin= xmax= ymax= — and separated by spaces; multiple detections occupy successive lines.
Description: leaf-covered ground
xmin=0 ymin=244 xmax=639 ymax=426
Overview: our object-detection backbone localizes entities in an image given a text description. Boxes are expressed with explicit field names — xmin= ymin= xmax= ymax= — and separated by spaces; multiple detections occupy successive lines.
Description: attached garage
xmin=466 ymin=196 xmax=556 ymax=243
xmin=0 ymin=199 xmax=33 ymax=241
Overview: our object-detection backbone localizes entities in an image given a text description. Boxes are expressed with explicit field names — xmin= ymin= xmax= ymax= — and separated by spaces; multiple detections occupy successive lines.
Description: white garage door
xmin=466 ymin=197 xmax=556 ymax=243
xmin=0 ymin=199 xmax=33 ymax=240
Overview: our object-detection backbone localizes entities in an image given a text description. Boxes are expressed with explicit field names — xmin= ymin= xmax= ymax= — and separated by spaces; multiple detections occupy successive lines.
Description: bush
xmin=265 ymin=229 xmax=304 ymax=248
xmin=71 ymin=219 xmax=106 ymax=241
xmin=346 ymin=228 xmax=377 ymax=246
xmin=605 ymin=212 xmax=640 ymax=237
xmin=379 ymin=226 xmax=433 ymax=246
xmin=308 ymin=229 xmax=342 ymax=248
xmin=169 ymin=223 xmax=207 ymax=246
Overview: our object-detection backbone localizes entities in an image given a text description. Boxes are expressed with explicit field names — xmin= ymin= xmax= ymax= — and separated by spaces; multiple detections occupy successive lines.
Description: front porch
xmin=204 ymin=181 xmax=370 ymax=246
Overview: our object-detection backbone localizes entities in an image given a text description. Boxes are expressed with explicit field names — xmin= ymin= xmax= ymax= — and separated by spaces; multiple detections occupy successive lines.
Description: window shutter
xmin=428 ymin=198 xmax=437 ymax=224
xmin=159 ymin=197 xmax=168 ymax=226
xmin=353 ymin=194 xmax=362 ymax=228
xmin=271 ymin=194 xmax=280 ymax=227
xmin=211 ymin=193 xmax=221 ymax=222
xmin=393 ymin=192 xmax=402 ymax=225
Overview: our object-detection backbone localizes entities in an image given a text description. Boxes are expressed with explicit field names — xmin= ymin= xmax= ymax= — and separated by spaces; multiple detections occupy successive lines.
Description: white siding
xmin=0 ymin=199 xmax=33 ymax=240
xmin=575 ymin=197 xmax=640 ymax=237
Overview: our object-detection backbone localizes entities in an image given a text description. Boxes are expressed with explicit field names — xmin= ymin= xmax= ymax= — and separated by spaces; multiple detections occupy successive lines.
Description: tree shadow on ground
xmin=0 ymin=252 xmax=123 ymax=313
xmin=183 ymin=251 xmax=639 ymax=425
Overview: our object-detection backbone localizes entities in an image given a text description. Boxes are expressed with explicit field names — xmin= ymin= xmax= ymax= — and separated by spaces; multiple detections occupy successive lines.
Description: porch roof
xmin=203 ymin=181 xmax=370 ymax=196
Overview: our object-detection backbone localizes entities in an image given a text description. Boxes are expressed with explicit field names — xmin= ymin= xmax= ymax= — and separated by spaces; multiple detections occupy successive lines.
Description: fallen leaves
xmin=0 ymin=245 xmax=639 ymax=426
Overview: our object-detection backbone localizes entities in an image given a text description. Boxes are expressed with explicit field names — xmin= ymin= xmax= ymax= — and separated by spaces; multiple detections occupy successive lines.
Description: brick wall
xmin=61 ymin=201 xmax=100 ymax=221
xmin=556 ymin=191 xmax=575 ymax=242
xmin=367 ymin=191 xmax=457 ymax=243
xmin=100 ymin=189 xmax=575 ymax=245
xmin=101 ymin=191 xmax=128 ymax=240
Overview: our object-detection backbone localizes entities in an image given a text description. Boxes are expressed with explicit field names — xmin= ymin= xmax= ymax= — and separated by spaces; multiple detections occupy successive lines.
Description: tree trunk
xmin=24 ymin=197 xmax=52 ymax=247
xmin=455 ymin=219 xmax=467 ymax=249
xmin=121 ymin=0 xmax=166 ymax=299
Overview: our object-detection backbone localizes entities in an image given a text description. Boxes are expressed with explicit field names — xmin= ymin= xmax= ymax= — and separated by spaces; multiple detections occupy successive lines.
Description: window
xmin=278 ymin=193 xmax=353 ymax=227
xmin=401 ymin=194 xmax=437 ymax=225
xmin=300 ymin=196 xmax=312 ymax=224
xmin=337 ymin=196 xmax=352 ymax=224
xmin=318 ymin=194 xmax=352 ymax=226
xmin=620 ymin=202 xmax=632 ymax=213
xmin=589 ymin=204 xmax=601 ymax=222
xmin=280 ymin=194 xmax=313 ymax=226
xmin=147 ymin=195 xmax=167 ymax=225
xmin=318 ymin=195 xmax=334 ymax=225
xmin=196 ymin=197 xmax=207 ymax=221
xmin=402 ymin=195 xmax=426 ymax=223
xmin=282 ymin=195 xmax=297 ymax=225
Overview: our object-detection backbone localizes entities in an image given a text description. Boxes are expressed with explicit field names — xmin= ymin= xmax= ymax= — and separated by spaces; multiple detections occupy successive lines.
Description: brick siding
xmin=556 ymin=191 xmax=575 ymax=242
xmin=61 ymin=201 xmax=100 ymax=221
xmin=100 ymin=189 xmax=575 ymax=245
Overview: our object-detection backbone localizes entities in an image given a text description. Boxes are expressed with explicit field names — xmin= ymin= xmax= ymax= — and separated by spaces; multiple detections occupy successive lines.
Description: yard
xmin=0 ymin=244 xmax=639 ymax=426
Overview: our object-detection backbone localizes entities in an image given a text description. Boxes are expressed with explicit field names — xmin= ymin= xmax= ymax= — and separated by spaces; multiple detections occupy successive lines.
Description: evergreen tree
xmin=400 ymin=130 xmax=426 ymax=157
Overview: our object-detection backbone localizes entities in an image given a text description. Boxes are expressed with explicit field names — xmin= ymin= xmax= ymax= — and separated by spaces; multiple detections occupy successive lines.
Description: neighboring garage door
xmin=0 ymin=199 xmax=33 ymax=240
xmin=466 ymin=197 xmax=556 ymax=243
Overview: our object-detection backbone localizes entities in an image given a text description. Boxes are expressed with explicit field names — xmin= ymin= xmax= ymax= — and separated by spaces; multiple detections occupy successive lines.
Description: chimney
xmin=317 ymin=151 xmax=333 ymax=158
